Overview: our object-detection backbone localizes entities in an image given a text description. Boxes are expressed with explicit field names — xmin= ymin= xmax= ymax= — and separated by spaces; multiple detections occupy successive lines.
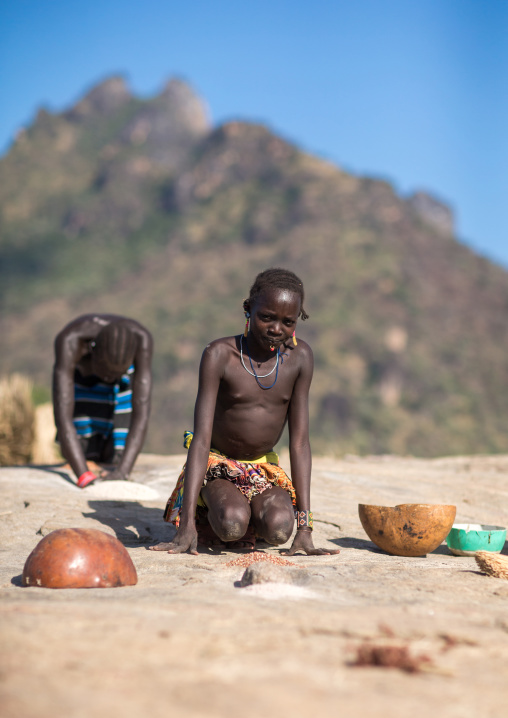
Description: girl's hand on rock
xmin=283 ymin=528 xmax=340 ymax=556
xmin=149 ymin=526 xmax=198 ymax=555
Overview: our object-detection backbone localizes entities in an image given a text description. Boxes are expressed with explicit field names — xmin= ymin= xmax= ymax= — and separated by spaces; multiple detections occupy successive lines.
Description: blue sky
xmin=1 ymin=0 xmax=507 ymax=266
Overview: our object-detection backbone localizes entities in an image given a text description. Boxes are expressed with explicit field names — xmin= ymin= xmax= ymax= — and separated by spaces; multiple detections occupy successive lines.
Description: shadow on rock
xmin=85 ymin=500 xmax=173 ymax=547
xmin=431 ymin=544 xmax=453 ymax=556
xmin=8 ymin=463 xmax=76 ymax=486
xmin=330 ymin=537 xmax=386 ymax=553
xmin=332 ymin=536 xmax=452 ymax=558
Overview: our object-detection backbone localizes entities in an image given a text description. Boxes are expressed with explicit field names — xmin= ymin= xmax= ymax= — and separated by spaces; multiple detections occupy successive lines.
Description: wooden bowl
xmin=358 ymin=503 xmax=456 ymax=557
xmin=22 ymin=528 xmax=137 ymax=588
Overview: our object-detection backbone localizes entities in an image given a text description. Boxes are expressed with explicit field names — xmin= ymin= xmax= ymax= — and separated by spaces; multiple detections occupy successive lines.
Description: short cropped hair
xmin=94 ymin=321 xmax=137 ymax=372
xmin=248 ymin=268 xmax=309 ymax=320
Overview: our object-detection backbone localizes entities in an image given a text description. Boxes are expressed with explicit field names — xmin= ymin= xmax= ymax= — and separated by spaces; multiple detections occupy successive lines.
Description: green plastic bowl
xmin=446 ymin=523 xmax=506 ymax=556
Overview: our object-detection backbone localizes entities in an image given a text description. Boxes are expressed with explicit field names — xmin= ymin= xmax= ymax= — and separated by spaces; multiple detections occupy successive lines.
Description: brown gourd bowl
xmin=22 ymin=528 xmax=138 ymax=588
xmin=358 ymin=503 xmax=456 ymax=557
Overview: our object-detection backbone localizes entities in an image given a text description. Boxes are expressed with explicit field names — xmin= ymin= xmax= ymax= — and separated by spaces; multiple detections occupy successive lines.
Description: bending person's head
xmin=91 ymin=321 xmax=137 ymax=382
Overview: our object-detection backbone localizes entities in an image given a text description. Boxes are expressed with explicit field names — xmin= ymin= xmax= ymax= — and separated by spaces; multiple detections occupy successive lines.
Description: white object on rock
xmin=239 ymin=582 xmax=317 ymax=601
xmin=84 ymin=480 xmax=160 ymax=501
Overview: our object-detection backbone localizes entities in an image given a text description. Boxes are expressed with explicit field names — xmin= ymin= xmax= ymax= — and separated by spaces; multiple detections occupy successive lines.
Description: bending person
xmin=53 ymin=314 xmax=153 ymax=487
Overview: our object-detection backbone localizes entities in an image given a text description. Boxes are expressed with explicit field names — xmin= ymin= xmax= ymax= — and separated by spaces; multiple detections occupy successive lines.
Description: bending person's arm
xmin=53 ymin=331 xmax=88 ymax=481
xmin=111 ymin=326 xmax=154 ymax=480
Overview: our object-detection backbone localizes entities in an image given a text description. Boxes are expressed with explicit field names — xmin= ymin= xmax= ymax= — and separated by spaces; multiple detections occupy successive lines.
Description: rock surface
xmin=1 ymin=451 xmax=508 ymax=717
xmin=239 ymin=559 xmax=311 ymax=586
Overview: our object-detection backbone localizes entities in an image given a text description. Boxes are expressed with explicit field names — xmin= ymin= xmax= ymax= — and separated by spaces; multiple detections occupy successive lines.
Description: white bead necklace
xmin=240 ymin=336 xmax=280 ymax=378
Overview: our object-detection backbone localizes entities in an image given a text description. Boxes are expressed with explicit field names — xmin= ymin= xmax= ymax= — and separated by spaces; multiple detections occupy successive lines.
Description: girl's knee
xmin=203 ymin=480 xmax=250 ymax=541
xmin=209 ymin=505 xmax=250 ymax=542
xmin=257 ymin=508 xmax=294 ymax=546
xmin=250 ymin=488 xmax=295 ymax=545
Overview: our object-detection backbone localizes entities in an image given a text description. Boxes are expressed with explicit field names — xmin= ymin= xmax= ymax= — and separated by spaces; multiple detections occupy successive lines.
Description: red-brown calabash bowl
xmin=358 ymin=503 xmax=456 ymax=557
xmin=22 ymin=528 xmax=137 ymax=588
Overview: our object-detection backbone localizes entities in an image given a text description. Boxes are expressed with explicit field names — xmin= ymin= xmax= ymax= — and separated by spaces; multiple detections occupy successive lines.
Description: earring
xmin=244 ymin=312 xmax=250 ymax=337
xmin=292 ymin=331 xmax=297 ymax=346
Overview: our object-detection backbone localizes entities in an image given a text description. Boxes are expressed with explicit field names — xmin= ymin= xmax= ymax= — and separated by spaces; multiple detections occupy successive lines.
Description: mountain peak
xmin=157 ymin=77 xmax=210 ymax=133
xmin=67 ymin=76 xmax=132 ymax=119
xmin=118 ymin=77 xmax=210 ymax=169
xmin=407 ymin=190 xmax=454 ymax=235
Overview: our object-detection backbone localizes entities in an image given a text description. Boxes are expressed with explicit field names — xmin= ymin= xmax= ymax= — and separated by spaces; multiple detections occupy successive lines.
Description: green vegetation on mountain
xmin=1 ymin=76 xmax=508 ymax=457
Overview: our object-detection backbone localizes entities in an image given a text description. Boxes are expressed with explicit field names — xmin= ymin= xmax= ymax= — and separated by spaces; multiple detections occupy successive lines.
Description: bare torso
xmin=209 ymin=335 xmax=306 ymax=459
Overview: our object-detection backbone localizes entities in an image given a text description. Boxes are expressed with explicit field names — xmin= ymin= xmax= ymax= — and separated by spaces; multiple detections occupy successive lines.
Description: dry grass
xmin=0 ymin=373 xmax=34 ymax=465
xmin=32 ymin=402 xmax=60 ymax=464
xmin=475 ymin=551 xmax=508 ymax=580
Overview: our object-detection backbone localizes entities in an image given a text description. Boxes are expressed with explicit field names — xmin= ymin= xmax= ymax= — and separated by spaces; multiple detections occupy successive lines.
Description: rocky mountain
xmin=1 ymin=76 xmax=508 ymax=457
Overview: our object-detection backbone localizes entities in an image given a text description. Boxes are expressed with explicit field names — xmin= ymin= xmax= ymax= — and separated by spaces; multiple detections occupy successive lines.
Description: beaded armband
xmin=295 ymin=510 xmax=313 ymax=530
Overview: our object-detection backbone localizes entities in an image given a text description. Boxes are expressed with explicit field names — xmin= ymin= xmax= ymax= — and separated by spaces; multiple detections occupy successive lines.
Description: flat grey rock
xmin=240 ymin=561 xmax=311 ymax=586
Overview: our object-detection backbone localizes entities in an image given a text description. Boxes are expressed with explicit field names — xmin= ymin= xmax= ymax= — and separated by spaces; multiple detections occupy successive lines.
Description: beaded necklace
xmin=240 ymin=336 xmax=280 ymax=389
